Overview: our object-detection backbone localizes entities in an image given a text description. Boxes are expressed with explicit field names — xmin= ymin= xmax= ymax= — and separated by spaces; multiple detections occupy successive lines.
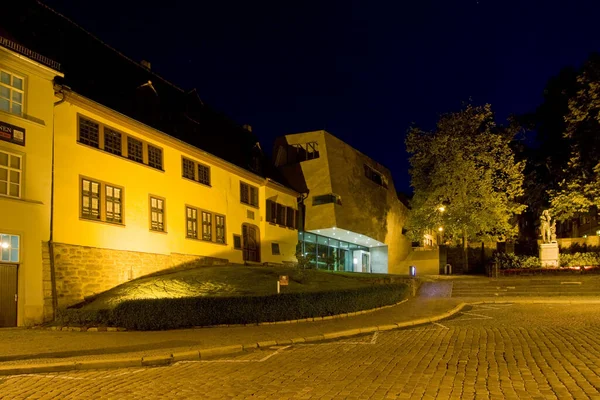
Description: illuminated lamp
xmin=353 ymin=258 xmax=358 ymax=264
xmin=409 ymin=266 xmax=416 ymax=276
xmin=438 ymin=227 xmax=443 ymax=232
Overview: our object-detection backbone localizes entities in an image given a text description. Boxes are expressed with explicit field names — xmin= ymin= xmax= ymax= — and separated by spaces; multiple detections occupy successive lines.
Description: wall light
xmin=353 ymin=258 xmax=357 ymax=264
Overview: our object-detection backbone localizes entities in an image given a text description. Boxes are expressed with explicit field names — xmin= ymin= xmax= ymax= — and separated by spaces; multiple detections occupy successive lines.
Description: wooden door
xmin=0 ymin=264 xmax=17 ymax=327
xmin=242 ymin=224 xmax=260 ymax=263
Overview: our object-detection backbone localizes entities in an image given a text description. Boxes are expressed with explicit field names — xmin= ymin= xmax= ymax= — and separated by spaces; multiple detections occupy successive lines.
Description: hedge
xmin=58 ymin=283 xmax=408 ymax=330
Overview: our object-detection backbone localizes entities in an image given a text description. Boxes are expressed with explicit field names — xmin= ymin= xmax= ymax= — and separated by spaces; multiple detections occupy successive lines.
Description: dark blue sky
xmin=45 ymin=0 xmax=600 ymax=193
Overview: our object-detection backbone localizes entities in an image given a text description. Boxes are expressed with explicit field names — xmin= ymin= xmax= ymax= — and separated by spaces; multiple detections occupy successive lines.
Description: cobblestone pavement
xmin=2 ymin=304 xmax=600 ymax=399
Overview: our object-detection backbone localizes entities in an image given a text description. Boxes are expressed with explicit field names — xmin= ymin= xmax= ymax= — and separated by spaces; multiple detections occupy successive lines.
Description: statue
xmin=540 ymin=209 xmax=552 ymax=244
xmin=550 ymin=220 xmax=557 ymax=243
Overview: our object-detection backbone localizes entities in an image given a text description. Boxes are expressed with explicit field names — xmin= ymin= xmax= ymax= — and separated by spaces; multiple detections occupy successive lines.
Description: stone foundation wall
xmin=41 ymin=243 xmax=54 ymax=322
xmin=47 ymin=242 xmax=228 ymax=309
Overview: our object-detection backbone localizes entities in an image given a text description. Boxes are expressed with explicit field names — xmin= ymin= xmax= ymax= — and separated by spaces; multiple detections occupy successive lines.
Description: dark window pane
xmin=233 ymin=235 xmax=242 ymax=249
xmin=104 ymin=127 xmax=121 ymax=155
xmin=202 ymin=211 xmax=212 ymax=241
xmin=127 ymin=137 xmax=143 ymax=163
xmin=215 ymin=215 xmax=225 ymax=243
xmin=286 ymin=207 xmax=295 ymax=228
xmin=148 ymin=145 xmax=162 ymax=170
xmin=186 ymin=207 xmax=198 ymax=238
xmin=276 ymin=203 xmax=286 ymax=225
xmin=198 ymin=164 xmax=210 ymax=185
xmin=79 ymin=117 xmax=99 ymax=148
xmin=183 ymin=158 xmax=195 ymax=180
xmin=271 ymin=243 xmax=280 ymax=255
xmin=105 ymin=185 xmax=122 ymax=223
xmin=150 ymin=197 xmax=165 ymax=231
xmin=240 ymin=182 xmax=249 ymax=204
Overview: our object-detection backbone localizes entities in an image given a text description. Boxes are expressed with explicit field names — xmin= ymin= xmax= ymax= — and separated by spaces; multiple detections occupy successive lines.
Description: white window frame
xmin=0 ymin=233 xmax=20 ymax=263
xmin=0 ymin=149 xmax=22 ymax=199
xmin=0 ymin=68 xmax=24 ymax=116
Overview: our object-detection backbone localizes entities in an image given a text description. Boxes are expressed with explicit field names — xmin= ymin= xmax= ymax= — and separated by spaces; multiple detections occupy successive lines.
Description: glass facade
xmin=298 ymin=232 xmax=368 ymax=271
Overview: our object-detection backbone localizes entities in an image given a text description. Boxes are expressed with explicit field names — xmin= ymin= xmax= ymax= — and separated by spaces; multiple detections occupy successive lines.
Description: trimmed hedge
xmin=108 ymin=283 xmax=408 ymax=331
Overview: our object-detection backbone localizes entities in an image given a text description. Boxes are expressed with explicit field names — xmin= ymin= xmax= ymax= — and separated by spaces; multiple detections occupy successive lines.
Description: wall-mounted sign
xmin=0 ymin=121 xmax=25 ymax=146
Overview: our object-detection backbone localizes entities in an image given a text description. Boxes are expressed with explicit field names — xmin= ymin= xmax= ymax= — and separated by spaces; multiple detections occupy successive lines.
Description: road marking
xmin=2 ymin=368 xmax=147 ymax=381
xmin=561 ymin=281 xmax=582 ymax=285
xmin=299 ymin=332 xmax=379 ymax=346
xmin=460 ymin=311 xmax=493 ymax=319
xmin=432 ymin=322 xmax=449 ymax=330
xmin=186 ymin=345 xmax=292 ymax=363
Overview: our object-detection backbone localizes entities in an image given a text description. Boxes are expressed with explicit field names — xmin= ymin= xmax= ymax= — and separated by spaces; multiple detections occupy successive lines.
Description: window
xmin=313 ymin=194 xmax=342 ymax=206
xmin=81 ymin=178 xmax=101 ymax=220
xmin=79 ymin=117 xmax=100 ymax=148
xmin=150 ymin=196 xmax=165 ymax=232
xmin=182 ymin=158 xmax=195 ymax=180
xmin=198 ymin=164 xmax=210 ymax=186
xmin=266 ymin=200 xmax=277 ymax=223
xmin=240 ymin=182 xmax=258 ymax=207
xmin=80 ymin=177 xmax=124 ymax=224
xmin=287 ymin=142 xmax=319 ymax=164
xmin=215 ymin=215 xmax=226 ymax=244
xmin=364 ymin=165 xmax=388 ymax=189
xmin=148 ymin=145 xmax=163 ymax=170
xmin=233 ymin=234 xmax=242 ymax=250
xmin=103 ymin=127 xmax=122 ymax=155
xmin=127 ymin=137 xmax=143 ymax=163
xmin=105 ymin=185 xmax=123 ymax=223
xmin=0 ymin=233 xmax=19 ymax=263
xmin=271 ymin=243 xmax=281 ymax=255
xmin=0 ymin=69 xmax=24 ymax=115
xmin=0 ymin=150 xmax=21 ymax=198
xmin=201 ymin=211 xmax=212 ymax=241
xmin=186 ymin=207 xmax=198 ymax=238
xmin=286 ymin=207 xmax=295 ymax=228
xmin=182 ymin=157 xmax=211 ymax=186
xmin=276 ymin=203 xmax=286 ymax=226
xmin=247 ymin=210 xmax=255 ymax=220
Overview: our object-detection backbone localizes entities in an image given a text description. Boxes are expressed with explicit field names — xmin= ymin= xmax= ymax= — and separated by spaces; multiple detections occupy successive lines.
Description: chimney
xmin=242 ymin=124 xmax=252 ymax=133
xmin=140 ymin=60 xmax=151 ymax=70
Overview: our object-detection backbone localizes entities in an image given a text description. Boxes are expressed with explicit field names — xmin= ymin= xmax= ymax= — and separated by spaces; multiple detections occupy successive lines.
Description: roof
xmin=4 ymin=0 xmax=281 ymax=181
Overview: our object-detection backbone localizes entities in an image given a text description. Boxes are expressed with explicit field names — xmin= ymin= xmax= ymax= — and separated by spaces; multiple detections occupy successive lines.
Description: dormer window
xmin=0 ymin=69 xmax=24 ymax=116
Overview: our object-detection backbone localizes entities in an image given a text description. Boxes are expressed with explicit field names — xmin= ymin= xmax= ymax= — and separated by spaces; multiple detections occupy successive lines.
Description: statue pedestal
xmin=539 ymin=243 xmax=559 ymax=267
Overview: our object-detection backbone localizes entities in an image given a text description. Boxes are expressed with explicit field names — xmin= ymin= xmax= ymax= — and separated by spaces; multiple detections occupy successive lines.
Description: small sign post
xmin=278 ymin=275 xmax=289 ymax=294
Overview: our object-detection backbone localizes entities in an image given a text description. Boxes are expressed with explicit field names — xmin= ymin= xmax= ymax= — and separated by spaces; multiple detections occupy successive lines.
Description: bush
xmin=57 ymin=308 xmax=112 ymax=326
xmin=560 ymin=243 xmax=600 ymax=255
xmin=560 ymin=252 xmax=600 ymax=267
xmin=111 ymin=283 xmax=409 ymax=331
xmin=492 ymin=253 xmax=541 ymax=269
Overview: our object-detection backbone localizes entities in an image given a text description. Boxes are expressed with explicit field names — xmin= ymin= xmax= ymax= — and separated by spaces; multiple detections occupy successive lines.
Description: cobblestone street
xmin=2 ymin=304 xmax=600 ymax=399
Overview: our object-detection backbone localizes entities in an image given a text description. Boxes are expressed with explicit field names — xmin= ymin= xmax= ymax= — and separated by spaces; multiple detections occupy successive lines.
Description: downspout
xmin=49 ymin=85 xmax=66 ymax=320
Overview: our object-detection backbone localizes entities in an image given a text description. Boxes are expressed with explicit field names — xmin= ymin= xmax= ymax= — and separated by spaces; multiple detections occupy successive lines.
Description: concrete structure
xmin=274 ymin=130 xmax=412 ymax=274
xmin=0 ymin=39 xmax=62 ymax=327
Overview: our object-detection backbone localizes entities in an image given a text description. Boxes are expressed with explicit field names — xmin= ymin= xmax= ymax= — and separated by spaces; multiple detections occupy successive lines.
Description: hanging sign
xmin=0 ymin=121 xmax=25 ymax=146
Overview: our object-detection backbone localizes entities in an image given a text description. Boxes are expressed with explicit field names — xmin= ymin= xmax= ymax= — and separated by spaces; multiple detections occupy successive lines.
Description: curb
xmin=6 ymin=298 xmax=599 ymax=376
xmin=31 ymin=299 xmax=411 ymax=332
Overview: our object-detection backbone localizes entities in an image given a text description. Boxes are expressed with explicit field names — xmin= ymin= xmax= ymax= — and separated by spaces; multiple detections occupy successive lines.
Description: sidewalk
xmin=0 ymin=297 xmax=462 ymax=369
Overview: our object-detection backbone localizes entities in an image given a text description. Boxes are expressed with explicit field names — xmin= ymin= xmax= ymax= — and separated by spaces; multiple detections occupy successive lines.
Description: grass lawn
xmin=78 ymin=266 xmax=385 ymax=310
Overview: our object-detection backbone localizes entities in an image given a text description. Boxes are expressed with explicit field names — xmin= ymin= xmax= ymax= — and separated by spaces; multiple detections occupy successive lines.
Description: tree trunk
xmin=463 ymin=229 xmax=469 ymax=273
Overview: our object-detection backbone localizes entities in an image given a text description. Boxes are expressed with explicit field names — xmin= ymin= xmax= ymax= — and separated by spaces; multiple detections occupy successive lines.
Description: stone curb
xmin=6 ymin=298 xmax=599 ymax=376
xmin=31 ymin=299 xmax=410 ymax=332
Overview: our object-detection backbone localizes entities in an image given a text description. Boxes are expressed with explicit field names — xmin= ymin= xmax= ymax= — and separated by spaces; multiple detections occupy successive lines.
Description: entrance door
xmin=0 ymin=264 xmax=17 ymax=327
xmin=242 ymin=224 xmax=260 ymax=263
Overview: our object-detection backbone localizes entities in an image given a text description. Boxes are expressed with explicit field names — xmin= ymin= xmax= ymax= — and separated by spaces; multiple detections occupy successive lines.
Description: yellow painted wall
xmin=52 ymin=94 xmax=298 ymax=277
xmin=0 ymin=47 xmax=61 ymax=325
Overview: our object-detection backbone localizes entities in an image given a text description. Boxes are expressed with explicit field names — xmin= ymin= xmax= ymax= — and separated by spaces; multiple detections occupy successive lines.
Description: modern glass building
xmin=298 ymin=232 xmax=370 ymax=272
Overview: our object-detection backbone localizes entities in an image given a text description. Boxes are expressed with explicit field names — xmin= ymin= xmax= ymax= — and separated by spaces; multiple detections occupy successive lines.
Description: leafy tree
xmin=406 ymin=104 xmax=526 ymax=272
xmin=550 ymin=55 xmax=600 ymax=221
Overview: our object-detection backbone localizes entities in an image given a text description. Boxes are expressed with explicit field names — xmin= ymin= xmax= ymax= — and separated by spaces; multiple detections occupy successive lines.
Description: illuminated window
xmin=105 ymin=185 xmax=122 ymax=223
xmin=0 ymin=233 xmax=19 ymax=263
xmin=215 ymin=215 xmax=226 ymax=244
xmin=313 ymin=194 xmax=342 ymax=206
xmin=150 ymin=196 xmax=165 ymax=232
xmin=103 ymin=127 xmax=122 ymax=155
xmin=202 ymin=211 xmax=212 ymax=241
xmin=0 ymin=69 xmax=24 ymax=115
xmin=78 ymin=117 xmax=100 ymax=148
xmin=127 ymin=137 xmax=143 ymax=163
xmin=186 ymin=207 xmax=198 ymax=239
xmin=81 ymin=178 xmax=101 ymax=220
xmin=271 ymin=243 xmax=280 ymax=255
xmin=364 ymin=165 xmax=388 ymax=189
xmin=148 ymin=145 xmax=162 ymax=170
xmin=0 ymin=150 xmax=21 ymax=198
xmin=198 ymin=163 xmax=210 ymax=185
xmin=240 ymin=182 xmax=258 ymax=207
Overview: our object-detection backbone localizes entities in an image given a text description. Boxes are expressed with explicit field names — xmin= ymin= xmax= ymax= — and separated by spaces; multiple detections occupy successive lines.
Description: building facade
xmin=0 ymin=37 xmax=299 ymax=327
xmin=274 ymin=130 xmax=412 ymax=274
xmin=0 ymin=40 xmax=62 ymax=327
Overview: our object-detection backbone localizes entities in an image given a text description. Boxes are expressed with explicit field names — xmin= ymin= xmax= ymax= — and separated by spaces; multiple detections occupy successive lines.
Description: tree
xmin=550 ymin=54 xmax=600 ymax=221
xmin=406 ymin=104 xmax=526 ymax=272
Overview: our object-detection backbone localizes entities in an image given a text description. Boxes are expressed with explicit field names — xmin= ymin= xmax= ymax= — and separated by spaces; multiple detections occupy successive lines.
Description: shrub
xmin=492 ymin=253 xmax=541 ymax=269
xmin=560 ymin=252 xmax=600 ymax=267
xmin=57 ymin=308 xmax=112 ymax=326
xmin=111 ymin=283 xmax=409 ymax=331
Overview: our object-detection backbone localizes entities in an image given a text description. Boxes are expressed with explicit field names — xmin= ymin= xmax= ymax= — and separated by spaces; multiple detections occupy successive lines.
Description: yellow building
xmin=0 ymin=38 xmax=62 ymax=327
xmin=47 ymin=87 xmax=299 ymax=311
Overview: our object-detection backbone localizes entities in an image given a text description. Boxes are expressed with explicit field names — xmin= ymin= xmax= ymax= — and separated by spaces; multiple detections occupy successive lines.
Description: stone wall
xmin=41 ymin=243 xmax=53 ymax=322
xmin=45 ymin=242 xmax=228 ymax=309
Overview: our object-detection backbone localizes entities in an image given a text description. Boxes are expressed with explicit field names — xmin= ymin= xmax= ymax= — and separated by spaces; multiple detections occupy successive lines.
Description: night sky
xmin=44 ymin=0 xmax=600 ymax=194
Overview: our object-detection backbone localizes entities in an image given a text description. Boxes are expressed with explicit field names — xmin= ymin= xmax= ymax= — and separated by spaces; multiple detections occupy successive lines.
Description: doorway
xmin=0 ymin=264 xmax=17 ymax=327
xmin=242 ymin=223 xmax=260 ymax=263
